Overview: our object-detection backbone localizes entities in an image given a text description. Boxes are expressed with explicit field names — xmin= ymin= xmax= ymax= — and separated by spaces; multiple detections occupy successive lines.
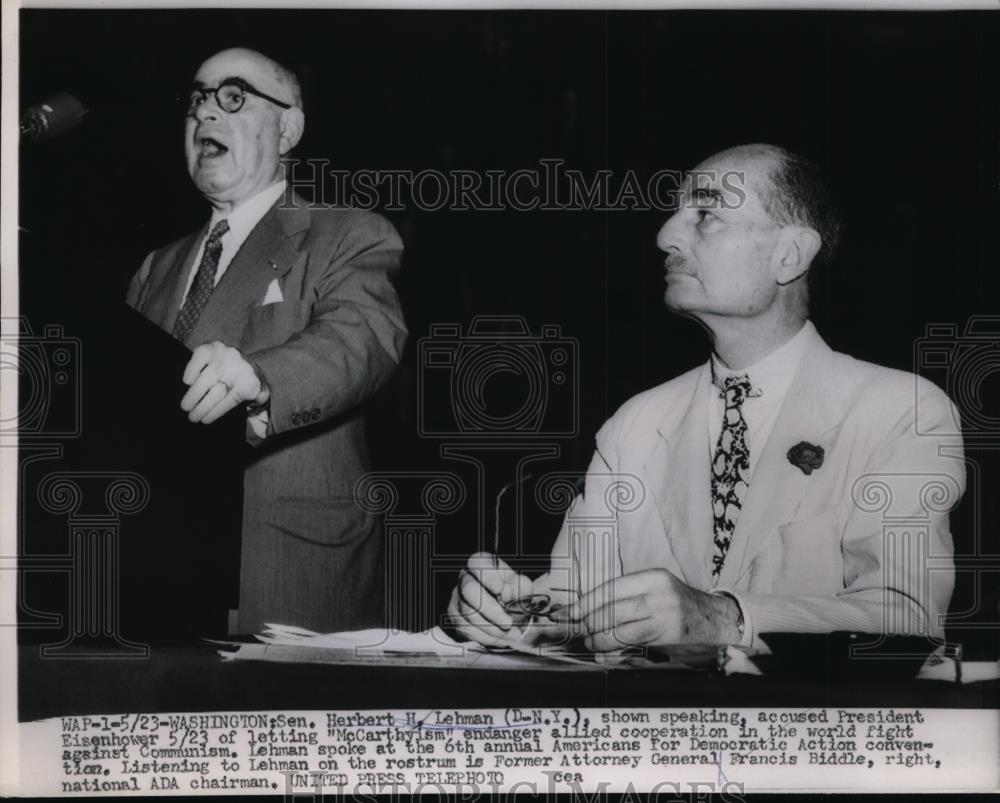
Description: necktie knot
xmin=206 ymin=219 xmax=229 ymax=250
xmin=721 ymin=374 xmax=752 ymax=408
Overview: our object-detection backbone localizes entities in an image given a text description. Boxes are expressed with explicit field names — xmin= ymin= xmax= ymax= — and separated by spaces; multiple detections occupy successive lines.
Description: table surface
xmin=18 ymin=643 xmax=998 ymax=721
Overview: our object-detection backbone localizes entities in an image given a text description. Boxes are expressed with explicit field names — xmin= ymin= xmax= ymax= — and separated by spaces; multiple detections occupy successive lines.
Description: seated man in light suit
xmin=448 ymin=144 xmax=965 ymax=653
xmin=128 ymin=48 xmax=406 ymax=633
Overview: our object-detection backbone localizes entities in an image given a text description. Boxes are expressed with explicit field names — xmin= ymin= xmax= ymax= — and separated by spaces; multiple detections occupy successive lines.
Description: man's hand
xmin=181 ymin=341 xmax=270 ymax=424
xmin=554 ymin=568 xmax=741 ymax=652
xmin=446 ymin=552 xmax=535 ymax=648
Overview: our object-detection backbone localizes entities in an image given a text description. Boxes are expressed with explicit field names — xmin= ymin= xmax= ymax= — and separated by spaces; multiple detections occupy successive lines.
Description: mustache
xmin=664 ymin=254 xmax=689 ymax=273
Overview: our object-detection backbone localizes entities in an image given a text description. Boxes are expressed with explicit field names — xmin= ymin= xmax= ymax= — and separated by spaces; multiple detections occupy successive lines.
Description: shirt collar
xmin=208 ymin=180 xmax=287 ymax=250
xmin=711 ymin=319 xmax=818 ymax=402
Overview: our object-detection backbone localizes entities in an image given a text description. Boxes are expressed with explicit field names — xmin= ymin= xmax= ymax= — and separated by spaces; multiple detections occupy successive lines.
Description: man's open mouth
xmin=198 ymin=136 xmax=228 ymax=158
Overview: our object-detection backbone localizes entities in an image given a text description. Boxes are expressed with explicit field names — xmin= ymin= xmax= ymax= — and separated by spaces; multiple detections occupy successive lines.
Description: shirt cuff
xmin=712 ymin=589 xmax=754 ymax=649
xmin=247 ymin=409 xmax=270 ymax=440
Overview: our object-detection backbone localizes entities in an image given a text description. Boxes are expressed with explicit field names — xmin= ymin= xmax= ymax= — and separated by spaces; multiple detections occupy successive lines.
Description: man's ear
xmin=775 ymin=226 xmax=821 ymax=286
xmin=278 ymin=107 xmax=305 ymax=155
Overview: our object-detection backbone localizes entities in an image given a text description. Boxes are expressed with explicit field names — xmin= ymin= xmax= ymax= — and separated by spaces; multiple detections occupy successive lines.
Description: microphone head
xmin=20 ymin=92 xmax=88 ymax=142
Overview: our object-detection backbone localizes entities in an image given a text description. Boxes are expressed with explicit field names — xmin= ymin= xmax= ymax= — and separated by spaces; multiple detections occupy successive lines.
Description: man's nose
xmin=193 ymin=96 xmax=222 ymax=124
xmin=656 ymin=212 xmax=684 ymax=253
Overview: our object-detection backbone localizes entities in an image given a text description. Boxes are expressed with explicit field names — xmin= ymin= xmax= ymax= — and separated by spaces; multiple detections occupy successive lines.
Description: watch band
xmin=245 ymin=360 xmax=270 ymax=416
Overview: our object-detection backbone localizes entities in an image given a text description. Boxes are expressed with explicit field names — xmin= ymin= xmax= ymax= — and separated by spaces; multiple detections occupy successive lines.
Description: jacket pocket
xmin=242 ymin=300 xmax=313 ymax=351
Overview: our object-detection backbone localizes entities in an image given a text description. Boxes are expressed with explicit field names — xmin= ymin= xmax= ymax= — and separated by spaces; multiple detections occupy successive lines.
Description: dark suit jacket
xmin=127 ymin=193 xmax=407 ymax=633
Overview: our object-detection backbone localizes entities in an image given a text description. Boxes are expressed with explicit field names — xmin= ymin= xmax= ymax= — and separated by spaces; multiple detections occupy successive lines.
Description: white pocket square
xmin=262 ymin=278 xmax=284 ymax=305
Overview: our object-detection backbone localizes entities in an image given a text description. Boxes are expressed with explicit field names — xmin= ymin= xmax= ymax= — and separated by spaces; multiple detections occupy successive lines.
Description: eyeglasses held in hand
xmin=182 ymin=77 xmax=292 ymax=117
xmin=502 ymin=592 xmax=575 ymax=621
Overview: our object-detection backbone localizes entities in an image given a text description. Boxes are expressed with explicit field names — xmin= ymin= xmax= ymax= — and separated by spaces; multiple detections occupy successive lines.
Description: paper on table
xmin=254 ymin=624 xmax=468 ymax=656
xmin=216 ymin=624 xmax=701 ymax=670
xmin=254 ymin=623 xmax=597 ymax=662
xmin=217 ymin=624 xmax=614 ymax=670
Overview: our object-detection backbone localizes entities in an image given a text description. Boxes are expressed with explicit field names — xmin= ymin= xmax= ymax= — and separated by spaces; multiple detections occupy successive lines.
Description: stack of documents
xmin=218 ymin=625 xmax=616 ymax=670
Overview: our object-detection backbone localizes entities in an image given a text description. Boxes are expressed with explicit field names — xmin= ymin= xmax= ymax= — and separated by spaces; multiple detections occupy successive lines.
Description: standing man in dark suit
xmin=127 ymin=48 xmax=407 ymax=633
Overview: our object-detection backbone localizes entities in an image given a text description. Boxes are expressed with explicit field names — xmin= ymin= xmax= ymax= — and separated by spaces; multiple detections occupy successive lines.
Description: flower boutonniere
xmin=787 ymin=441 xmax=825 ymax=475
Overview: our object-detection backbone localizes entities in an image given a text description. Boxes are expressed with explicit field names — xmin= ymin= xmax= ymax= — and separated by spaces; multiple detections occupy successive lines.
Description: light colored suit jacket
xmin=541 ymin=330 xmax=965 ymax=648
xmin=127 ymin=194 xmax=406 ymax=633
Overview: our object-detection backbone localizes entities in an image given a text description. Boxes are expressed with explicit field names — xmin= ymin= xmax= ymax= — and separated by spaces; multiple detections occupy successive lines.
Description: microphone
xmin=20 ymin=92 xmax=88 ymax=142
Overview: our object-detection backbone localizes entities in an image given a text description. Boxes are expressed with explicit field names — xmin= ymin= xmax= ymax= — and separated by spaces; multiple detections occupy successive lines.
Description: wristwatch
xmin=245 ymin=361 xmax=271 ymax=416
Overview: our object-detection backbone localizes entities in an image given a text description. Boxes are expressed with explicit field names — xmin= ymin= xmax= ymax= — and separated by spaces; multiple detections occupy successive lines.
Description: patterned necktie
xmin=172 ymin=219 xmax=229 ymax=343
xmin=710 ymin=374 xmax=753 ymax=578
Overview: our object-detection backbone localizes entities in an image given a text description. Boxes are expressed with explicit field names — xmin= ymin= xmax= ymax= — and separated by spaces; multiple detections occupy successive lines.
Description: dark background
xmin=17 ymin=10 xmax=1000 ymax=655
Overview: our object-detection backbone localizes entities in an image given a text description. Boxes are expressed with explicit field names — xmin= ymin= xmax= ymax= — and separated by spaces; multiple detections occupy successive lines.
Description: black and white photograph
xmin=2 ymin=1 xmax=999 ymax=797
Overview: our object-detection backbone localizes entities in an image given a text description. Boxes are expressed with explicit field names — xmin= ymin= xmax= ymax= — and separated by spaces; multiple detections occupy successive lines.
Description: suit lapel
xmin=187 ymin=196 xmax=310 ymax=346
xmin=719 ymin=334 xmax=846 ymax=587
xmin=144 ymin=230 xmax=204 ymax=334
xmin=647 ymin=363 xmax=715 ymax=589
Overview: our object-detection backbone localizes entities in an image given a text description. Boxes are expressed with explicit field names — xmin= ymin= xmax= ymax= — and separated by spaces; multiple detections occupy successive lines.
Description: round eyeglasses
xmin=182 ymin=77 xmax=292 ymax=117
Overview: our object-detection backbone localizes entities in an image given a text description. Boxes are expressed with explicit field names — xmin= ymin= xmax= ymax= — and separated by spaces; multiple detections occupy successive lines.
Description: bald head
xmin=696 ymin=143 xmax=842 ymax=274
xmin=198 ymin=48 xmax=302 ymax=109
xmin=695 ymin=143 xmax=787 ymax=197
